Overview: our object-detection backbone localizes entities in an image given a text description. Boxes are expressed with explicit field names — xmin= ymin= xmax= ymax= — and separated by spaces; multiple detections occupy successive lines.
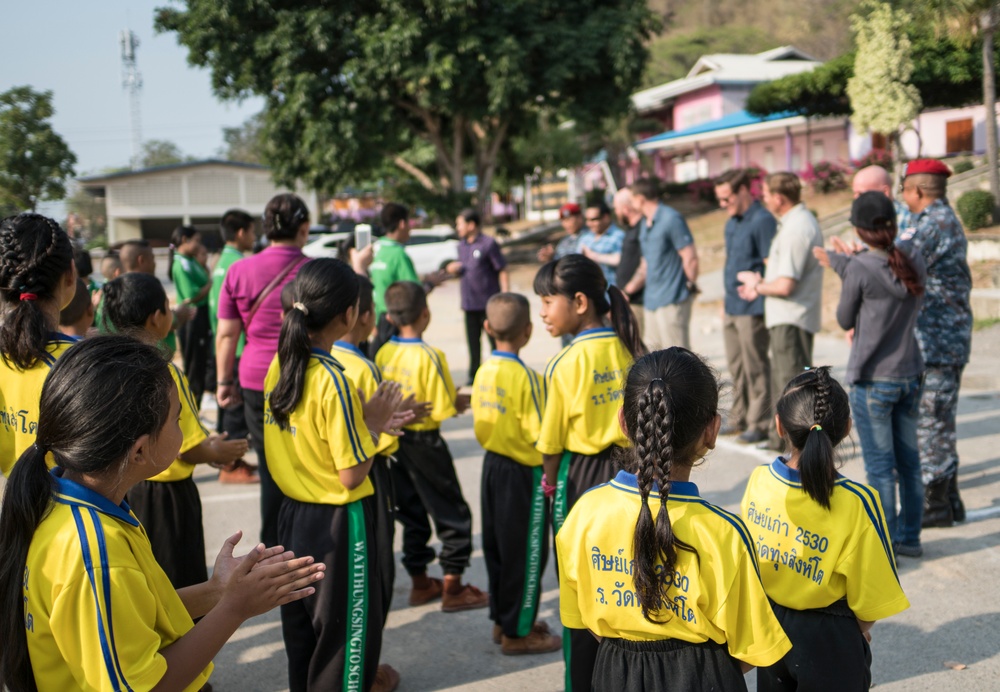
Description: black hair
xmin=586 ymin=200 xmax=611 ymax=217
xmin=264 ymin=193 xmax=310 ymax=241
xmin=775 ymin=367 xmax=851 ymax=509
xmin=630 ymin=178 xmax=659 ymax=202
xmin=384 ymin=281 xmax=427 ymax=327
xmin=0 ymin=335 xmax=173 ymax=692
xmin=380 ymin=202 xmax=409 ymax=236
xmin=533 ymin=254 xmax=645 ymax=358
xmin=167 ymin=225 xmax=199 ymax=281
xmin=0 ymin=213 xmax=75 ymax=370
xmin=100 ymin=273 xmax=169 ymax=336
xmin=58 ymin=278 xmax=92 ymax=327
xmin=485 ymin=292 xmax=530 ymax=341
xmin=118 ymin=239 xmax=152 ymax=273
xmin=270 ymin=259 xmax=359 ymax=430
xmin=280 ymin=279 xmax=296 ymax=313
xmin=621 ymin=348 xmax=718 ymax=623
xmin=220 ymin=209 xmax=254 ymax=243
xmin=714 ymin=168 xmax=752 ymax=192
xmin=356 ymin=274 xmax=375 ymax=316
xmin=72 ymin=246 xmax=93 ymax=278
xmin=458 ymin=207 xmax=481 ymax=227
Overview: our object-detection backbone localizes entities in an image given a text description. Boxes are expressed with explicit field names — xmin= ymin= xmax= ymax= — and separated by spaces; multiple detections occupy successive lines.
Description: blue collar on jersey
xmin=48 ymin=331 xmax=78 ymax=343
xmin=572 ymin=327 xmax=614 ymax=342
xmin=333 ymin=341 xmax=367 ymax=359
xmin=610 ymin=469 xmax=699 ymax=498
xmin=390 ymin=336 xmax=423 ymax=344
xmin=491 ymin=350 xmax=523 ymax=362
xmin=770 ymin=457 xmax=800 ymax=483
xmin=51 ymin=468 xmax=139 ymax=527
xmin=310 ymin=347 xmax=345 ymax=370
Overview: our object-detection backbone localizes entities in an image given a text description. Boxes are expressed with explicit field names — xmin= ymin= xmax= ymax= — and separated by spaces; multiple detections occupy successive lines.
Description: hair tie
xmin=810 ymin=424 xmax=823 ymax=432
xmin=20 ymin=293 xmax=39 ymax=301
xmin=292 ymin=302 xmax=309 ymax=315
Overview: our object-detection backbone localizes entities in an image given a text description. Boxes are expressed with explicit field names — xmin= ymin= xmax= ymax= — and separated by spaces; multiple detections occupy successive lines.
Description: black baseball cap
xmin=850 ymin=191 xmax=896 ymax=231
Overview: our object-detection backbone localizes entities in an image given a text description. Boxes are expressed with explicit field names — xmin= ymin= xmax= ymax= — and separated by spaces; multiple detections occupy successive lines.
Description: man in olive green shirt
xmin=369 ymin=202 xmax=446 ymax=356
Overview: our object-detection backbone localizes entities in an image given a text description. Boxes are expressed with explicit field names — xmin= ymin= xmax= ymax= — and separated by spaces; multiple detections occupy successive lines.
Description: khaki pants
xmin=643 ymin=295 xmax=693 ymax=351
xmin=630 ymin=303 xmax=645 ymax=343
xmin=768 ymin=324 xmax=814 ymax=447
xmin=723 ymin=314 xmax=771 ymax=434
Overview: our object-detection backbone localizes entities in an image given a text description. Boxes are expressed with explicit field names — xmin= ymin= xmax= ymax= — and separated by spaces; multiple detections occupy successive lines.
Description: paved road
xmin=189 ymin=265 xmax=1000 ymax=691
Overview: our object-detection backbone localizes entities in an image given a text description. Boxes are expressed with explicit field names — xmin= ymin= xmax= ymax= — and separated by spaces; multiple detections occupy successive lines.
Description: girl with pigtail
xmin=264 ymin=258 xmax=410 ymax=692
xmin=0 ymin=213 xmax=77 ymax=477
xmin=533 ymin=253 xmax=644 ymax=691
xmin=741 ymin=366 xmax=910 ymax=691
xmin=557 ymin=348 xmax=789 ymax=691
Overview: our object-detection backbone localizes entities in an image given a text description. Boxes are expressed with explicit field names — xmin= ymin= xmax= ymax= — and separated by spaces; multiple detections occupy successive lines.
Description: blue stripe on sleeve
xmin=170 ymin=364 xmax=209 ymax=435
xmin=698 ymin=502 xmax=761 ymax=580
xmin=841 ymin=481 xmax=899 ymax=582
xmin=418 ymin=344 xmax=448 ymax=384
xmin=518 ymin=363 xmax=543 ymax=421
xmin=89 ymin=508 xmax=130 ymax=690
xmin=322 ymin=361 xmax=366 ymax=464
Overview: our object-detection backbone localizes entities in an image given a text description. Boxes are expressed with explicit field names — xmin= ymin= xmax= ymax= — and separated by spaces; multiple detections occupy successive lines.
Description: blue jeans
xmin=850 ymin=377 xmax=923 ymax=548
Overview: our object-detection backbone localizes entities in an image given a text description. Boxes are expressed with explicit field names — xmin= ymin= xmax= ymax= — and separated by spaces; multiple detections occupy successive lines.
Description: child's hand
xmin=400 ymin=394 xmax=433 ymax=422
xmin=209 ymin=532 xmax=291 ymax=592
xmin=455 ymin=392 xmax=471 ymax=414
xmin=207 ymin=432 xmax=249 ymax=467
xmin=217 ymin=541 xmax=325 ymax=620
xmin=384 ymin=409 xmax=415 ymax=436
xmin=360 ymin=381 xmax=405 ymax=436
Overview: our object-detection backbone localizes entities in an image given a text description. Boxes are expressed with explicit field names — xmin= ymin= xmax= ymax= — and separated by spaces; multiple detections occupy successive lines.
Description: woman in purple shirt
xmin=446 ymin=208 xmax=509 ymax=384
xmin=216 ymin=193 xmax=311 ymax=545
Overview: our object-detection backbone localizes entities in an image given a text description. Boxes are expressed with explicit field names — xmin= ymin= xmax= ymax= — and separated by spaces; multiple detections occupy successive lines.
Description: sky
xmin=2 ymin=1 xmax=264 ymax=215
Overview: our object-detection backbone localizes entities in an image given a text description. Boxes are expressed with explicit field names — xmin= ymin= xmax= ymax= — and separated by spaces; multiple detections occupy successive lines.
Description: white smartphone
xmin=354 ymin=224 xmax=372 ymax=251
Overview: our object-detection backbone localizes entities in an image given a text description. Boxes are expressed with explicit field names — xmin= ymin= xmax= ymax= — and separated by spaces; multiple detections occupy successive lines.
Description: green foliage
xmin=65 ymin=186 xmax=106 ymax=242
xmin=221 ymin=113 xmax=264 ymax=164
xmin=156 ymin=0 xmax=658 ymax=207
xmin=141 ymin=139 xmax=186 ymax=168
xmin=746 ymin=53 xmax=855 ymax=117
xmin=956 ymin=189 xmax=995 ymax=230
xmin=0 ymin=86 xmax=76 ymax=212
xmin=953 ymin=159 xmax=976 ymax=174
xmin=642 ymin=27 xmax=780 ymax=87
xmin=801 ymin=160 xmax=852 ymax=194
xmin=847 ymin=1 xmax=922 ymax=137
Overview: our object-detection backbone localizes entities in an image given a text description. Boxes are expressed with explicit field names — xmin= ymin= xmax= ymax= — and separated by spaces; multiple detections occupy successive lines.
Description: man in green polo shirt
xmin=209 ymin=209 xmax=258 ymax=484
xmin=369 ymin=202 xmax=447 ymax=356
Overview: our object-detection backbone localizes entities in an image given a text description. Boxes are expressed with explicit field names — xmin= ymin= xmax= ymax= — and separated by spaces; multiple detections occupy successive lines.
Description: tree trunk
xmin=982 ymin=7 xmax=1000 ymax=221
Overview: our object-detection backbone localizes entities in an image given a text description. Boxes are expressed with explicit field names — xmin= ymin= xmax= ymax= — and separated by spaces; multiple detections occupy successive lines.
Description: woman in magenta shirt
xmin=216 ymin=193 xmax=311 ymax=545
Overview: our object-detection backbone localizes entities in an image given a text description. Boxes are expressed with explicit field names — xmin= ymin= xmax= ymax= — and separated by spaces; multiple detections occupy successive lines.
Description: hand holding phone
xmin=355 ymin=224 xmax=372 ymax=251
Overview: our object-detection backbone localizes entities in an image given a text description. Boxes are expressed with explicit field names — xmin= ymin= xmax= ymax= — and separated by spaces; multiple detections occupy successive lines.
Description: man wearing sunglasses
xmin=579 ymin=200 xmax=625 ymax=287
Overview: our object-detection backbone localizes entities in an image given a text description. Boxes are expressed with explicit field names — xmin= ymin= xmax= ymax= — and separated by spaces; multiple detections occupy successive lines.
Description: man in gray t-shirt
xmin=737 ymin=172 xmax=823 ymax=450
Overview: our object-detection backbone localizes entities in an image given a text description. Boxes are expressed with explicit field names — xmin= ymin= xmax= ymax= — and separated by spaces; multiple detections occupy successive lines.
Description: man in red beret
xmin=537 ymin=203 xmax=587 ymax=263
xmin=897 ymin=158 xmax=973 ymax=536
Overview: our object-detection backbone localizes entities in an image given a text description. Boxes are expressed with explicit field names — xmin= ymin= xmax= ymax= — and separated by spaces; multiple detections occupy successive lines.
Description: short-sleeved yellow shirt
xmin=375 ymin=337 xmax=457 ymax=432
xmin=263 ymin=350 xmax=376 ymax=505
xmin=148 ymin=363 xmax=209 ymax=483
xmin=332 ymin=341 xmax=398 ymax=457
xmin=556 ymin=470 xmax=791 ymax=668
xmin=471 ymin=351 xmax=544 ymax=466
xmin=24 ymin=469 xmax=210 ymax=691
xmin=0 ymin=333 xmax=78 ymax=475
xmin=740 ymin=459 xmax=910 ymax=621
xmin=537 ymin=328 xmax=631 ymax=456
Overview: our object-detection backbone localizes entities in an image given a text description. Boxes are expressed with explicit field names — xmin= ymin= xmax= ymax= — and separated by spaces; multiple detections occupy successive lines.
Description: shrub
xmin=801 ymin=160 xmax=851 ymax=194
xmin=952 ymin=159 xmax=975 ymax=175
xmin=956 ymin=189 xmax=995 ymax=231
xmin=852 ymin=148 xmax=893 ymax=171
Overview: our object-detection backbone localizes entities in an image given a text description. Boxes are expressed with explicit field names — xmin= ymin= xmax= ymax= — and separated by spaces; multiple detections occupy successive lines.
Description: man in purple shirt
xmin=216 ymin=193 xmax=311 ymax=546
xmin=446 ymin=208 xmax=509 ymax=383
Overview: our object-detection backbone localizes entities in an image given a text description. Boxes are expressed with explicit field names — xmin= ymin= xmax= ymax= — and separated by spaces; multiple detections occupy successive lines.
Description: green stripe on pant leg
xmin=563 ymin=626 xmax=573 ymax=691
xmin=517 ymin=466 xmax=546 ymax=637
xmin=552 ymin=451 xmax=571 ymax=535
xmin=344 ymin=501 xmax=368 ymax=692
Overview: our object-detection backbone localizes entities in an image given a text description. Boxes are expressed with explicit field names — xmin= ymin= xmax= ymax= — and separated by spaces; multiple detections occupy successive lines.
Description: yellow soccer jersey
xmin=332 ymin=341 xmax=399 ymax=457
xmin=148 ymin=363 xmax=209 ymax=483
xmin=471 ymin=351 xmax=544 ymax=466
xmin=556 ymin=470 xmax=791 ymax=668
xmin=740 ymin=459 xmax=910 ymax=621
xmin=375 ymin=337 xmax=457 ymax=431
xmin=263 ymin=349 xmax=376 ymax=504
xmin=0 ymin=333 xmax=78 ymax=475
xmin=537 ymin=327 xmax=631 ymax=456
xmin=24 ymin=469 xmax=210 ymax=691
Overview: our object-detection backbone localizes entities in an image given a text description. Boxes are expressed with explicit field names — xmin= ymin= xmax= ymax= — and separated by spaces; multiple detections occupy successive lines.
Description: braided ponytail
xmin=623 ymin=348 xmax=717 ymax=623
xmin=0 ymin=214 xmax=74 ymax=370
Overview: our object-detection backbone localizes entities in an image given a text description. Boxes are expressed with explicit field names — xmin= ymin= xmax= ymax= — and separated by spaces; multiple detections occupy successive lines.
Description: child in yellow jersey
xmin=557 ymin=348 xmax=791 ymax=692
xmin=375 ymin=280 xmax=491 ymax=613
xmin=266 ymin=259 xmax=406 ymax=692
xmin=533 ymin=253 xmax=645 ymax=691
xmin=472 ymin=293 xmax=562 ymax=656
xmin=741 ymin=367 xmax=909 ymax=691
xmin=101 ymin=273 xmax=248 ymax=589
xmin=0 ymin=335 xmax=324 ymax=692
xmin=0 ymin=213 xmax=78 ymax=477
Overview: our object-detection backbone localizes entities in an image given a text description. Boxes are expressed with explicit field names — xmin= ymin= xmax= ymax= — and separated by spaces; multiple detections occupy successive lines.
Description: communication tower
xmin=120 ymin=30 xmax=143 ymax=170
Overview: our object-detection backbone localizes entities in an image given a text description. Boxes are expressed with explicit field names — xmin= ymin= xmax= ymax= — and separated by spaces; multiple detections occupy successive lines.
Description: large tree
xmin=0 ymin=86 xmax=76 ymax=212
xmin=156 ymin=0 xmax=657 ymax=215
xmin=141 ymin=139 xmax=187 ymax=168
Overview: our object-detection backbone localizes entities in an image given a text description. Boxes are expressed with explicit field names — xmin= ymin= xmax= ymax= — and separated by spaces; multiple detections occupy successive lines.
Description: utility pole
xmin=120 ymin=29 xmax=142 ymax=170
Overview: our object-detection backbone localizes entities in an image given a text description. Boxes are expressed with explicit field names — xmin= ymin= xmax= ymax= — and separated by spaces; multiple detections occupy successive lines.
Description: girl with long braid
xmin=0 ymin=213 xmax=77 ymax=476
xmin=557 ymin=348 xmax=790 ymax=691
xmin=742 ymin=366 xmax=910 ymax=691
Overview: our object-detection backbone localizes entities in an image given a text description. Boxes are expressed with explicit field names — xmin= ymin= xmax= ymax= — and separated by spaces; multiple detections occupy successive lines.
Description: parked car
xmin=302 ymin=225 xmax=459 ymax=276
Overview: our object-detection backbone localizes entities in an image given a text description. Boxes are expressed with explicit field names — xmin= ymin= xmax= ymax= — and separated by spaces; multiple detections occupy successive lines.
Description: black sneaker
xmin=738 ymin=430 xmax=767 ymax=444
xmin=893 ymin=542 xmax=923 ymax=558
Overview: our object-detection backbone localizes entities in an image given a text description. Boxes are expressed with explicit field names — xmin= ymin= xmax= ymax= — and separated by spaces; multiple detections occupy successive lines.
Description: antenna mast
xmin=120 ymin=29 xmax=142 ymax=170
